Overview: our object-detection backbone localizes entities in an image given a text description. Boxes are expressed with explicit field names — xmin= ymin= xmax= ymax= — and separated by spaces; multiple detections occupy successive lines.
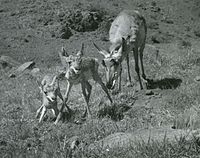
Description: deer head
xmin=37 ymin=75 xmax=58 ymax=103
xmin=93 ymin=37 xmax=128 ymax=89
xmin=59 ymin=44 xmax=84 ymax=78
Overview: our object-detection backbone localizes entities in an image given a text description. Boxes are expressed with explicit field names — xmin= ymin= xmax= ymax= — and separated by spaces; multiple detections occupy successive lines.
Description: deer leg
xmin=39 ymin=106 xmax=47 ymax=123
xmin=93 ymin=73 xmax=113 ymax=104
xmin=85 ymin=80 xmax=92 ymax=103
xmin=126 ymin=53 xmax=133 ymax=87
xmin=54 ymin=82 xmax=72 ymax=124
xmin=139 ymin=44 xmax=146 ymax=80
xmin=57 ymin=88 xmax=71 ymax=113
xmin=133 ymin=48 xmax=143 ymax=90
xmin=35 ymin=105 xmax=43 ymax=119
xmin=81 ymin=81 xmax=92 ymax=118
xmin=52 ymin=105 xmax=59 ymax=117
xmin=118 ymin=64 xmax=122 ymax=91
xmin=51 ymin=105 xmax=59 ymax=121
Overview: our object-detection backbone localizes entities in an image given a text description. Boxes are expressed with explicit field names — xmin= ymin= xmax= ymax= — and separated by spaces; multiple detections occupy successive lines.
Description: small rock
xmin=59 ymin=26 xmax=73 ymax=39
xmin=145 ymin=90 xmax=154 ymax=95
xmin=0 ymin=9 xmax=5 ymax=13
xmin=24 ymin=38 xmax=29 ymax=43
xmin=194 ymin=29 xmax=200 ymax=38
xmin=9 ymin=61 xmax=35 ymax=77
xmin=0 ymin=55 xmax=21 ymax=68
xmin=162 ymin=19 xmax=174 ymax=24
xmin=31 ymin=68 xmax=40 ymax=76
xmin=8 ymin=73 xmax=16 ymax=78
xmin=195 ymin=76 xmax=200 ymax=82
xmin=57 ymin=11 xmax=65 ymax=18
xmin=67 ymin=136 xmax=80 ymax=150
xmin=148 ymin=21 xmax=159 ymax=30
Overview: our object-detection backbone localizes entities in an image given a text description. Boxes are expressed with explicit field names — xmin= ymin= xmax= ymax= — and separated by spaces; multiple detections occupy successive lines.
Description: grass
xmin=1 ymin=42 xmax=200 ymax=157
xmin=1 ymin=0 xmax=200 ymax=157
xmin=3 ymin=129 xmax=200 ymax=158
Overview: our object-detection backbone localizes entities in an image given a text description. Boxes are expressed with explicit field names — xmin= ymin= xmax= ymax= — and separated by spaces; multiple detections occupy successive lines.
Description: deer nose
xmin=46 ymin=96 xmax=55 ymax=102
xmin=106 ymin=83 xmax=112 ymax=90
xmin=75 ymin=68 xmax=81 ymax=71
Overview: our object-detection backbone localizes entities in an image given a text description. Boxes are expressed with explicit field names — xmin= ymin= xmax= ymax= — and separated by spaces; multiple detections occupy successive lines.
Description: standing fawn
xmin=54 ymin=44 xmax=113 ymax=124
xmin=36 ymin=74 xmax=70 ymax=123
xmin=94 ymin=10 xmax=147 ymax=92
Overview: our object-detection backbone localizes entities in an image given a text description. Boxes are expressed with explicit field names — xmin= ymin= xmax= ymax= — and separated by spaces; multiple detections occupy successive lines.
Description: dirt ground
xmin=1 ymin=0 xmax=200 ymax=157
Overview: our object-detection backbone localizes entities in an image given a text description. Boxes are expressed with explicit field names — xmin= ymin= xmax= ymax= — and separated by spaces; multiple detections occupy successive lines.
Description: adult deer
xmin=54 ymin=44 xmax=113 ymax=124
xmin=94 ymin=10 xmax=147 ymax=92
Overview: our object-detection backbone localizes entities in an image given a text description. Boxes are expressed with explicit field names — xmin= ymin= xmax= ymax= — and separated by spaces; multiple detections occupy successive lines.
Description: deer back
xmin=109 ymin=10 xmax=146 ymax=47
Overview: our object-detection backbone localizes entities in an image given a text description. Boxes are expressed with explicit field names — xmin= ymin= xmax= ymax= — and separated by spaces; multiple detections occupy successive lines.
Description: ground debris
xmin=195 ymin=76 xmax=200 ymax=82
xmin=88 ymin=127 xmax=200 ymax=152
xmin=9 ymin=61 xmax=35 ymax=78
xmin=145 ymin=90 xmax=154 ymax=95
xmin=0 ymin=55 xmax=21 ymax=68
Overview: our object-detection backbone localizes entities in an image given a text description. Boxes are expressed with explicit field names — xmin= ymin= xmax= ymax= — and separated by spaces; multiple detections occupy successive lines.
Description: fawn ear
xmin=36 ymin=79 xmax=41 ymax=88
xmin=36 ymin=79 xmax=44 ymax=93
xmin=93 ymin=42 xmax=110 ymax=58
xmin=61 ymin=47 xmax=69 ymax=57
xmin=59 ymin=47 xmax=70 ymax=67
xmin=77 ymin=43 xmax=84 ymax=57
xmin=50 ymin=76 xmax=57 ymax=86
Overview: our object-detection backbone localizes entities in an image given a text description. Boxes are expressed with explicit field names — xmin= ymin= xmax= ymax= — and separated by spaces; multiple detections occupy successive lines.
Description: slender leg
xmin=35 ymin=105 xmax=43 ymax=119
xmin=139 ymin=44 xmax=146 ymax=80
xmin=93 ymin=73 xmax=113 ymax=104
xmin=39 ymin=106 xmax=47 ymax=123
xmin=57 ymin=88 xmax=71 ymax=112
xmin=133 ymin=47 xmax=143 ymax=90
xmin=85 ymin=81 xmax=92 ymax=103
xmin=54 ymin=81 xmax=72 ymax=124
xmin=52 ymin=105 xmax=59 ymax=118
xmin=118 ymin=64 xmax=122 ymax=91
xmin=81 ymin=81 xmax=92 ymax=118
xmin=126 ymin=53 xmax=132 ymax=84
xmin=51 ymin=109 xmax=56 ymax=117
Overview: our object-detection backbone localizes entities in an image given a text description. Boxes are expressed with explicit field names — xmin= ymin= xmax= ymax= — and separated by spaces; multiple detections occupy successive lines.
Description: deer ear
xmin=121 ymin=37 xmax=127 ymax=52
xmin=61 ymin=47 xmax=69 ymax=57
xmin=50 ymin=76 xmax=57 ymax=86
xmin=36 ymin=79 xmax=44 ymax=93
xmin=59 ymin=47 xmax=70 ymax=66
xmin=101 ymin=60 xmax=106 ymax=67
xmin=77 ymin=43 xmax=84 ymax=57
xmin=93 ymin=42 xmax=109 ymax=58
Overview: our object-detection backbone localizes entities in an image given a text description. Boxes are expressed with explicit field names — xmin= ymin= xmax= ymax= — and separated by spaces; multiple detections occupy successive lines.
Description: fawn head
xmin=93 ymin=37 xmax=128 ymax=89
xmin=59 ymin=44 xmax=84 ymax=76
xmin=37 ymin=75 xmax=58 ymax=103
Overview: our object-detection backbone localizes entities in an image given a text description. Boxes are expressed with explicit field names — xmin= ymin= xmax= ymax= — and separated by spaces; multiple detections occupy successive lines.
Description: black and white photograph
xmin=1 ymin=0 xmax=200 ymax=157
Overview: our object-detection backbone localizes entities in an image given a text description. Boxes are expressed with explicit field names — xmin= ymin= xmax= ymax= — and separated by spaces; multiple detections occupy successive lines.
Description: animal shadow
xmin=61 ymin=110 xmax=75 ymax=123
xmin=146 ymin=77 xmax=182 ymax=90
xmin=42 ymin=110 xmax=73 ymax=123
xmin=98 ymin=103 xmax=131 ymax=121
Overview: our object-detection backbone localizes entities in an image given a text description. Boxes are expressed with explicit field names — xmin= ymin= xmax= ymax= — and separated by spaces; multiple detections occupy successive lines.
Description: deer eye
xmin=43 ymin=91 xmax=47 ymax=95
xmin=113 ymin=50 xmax=118 ymax=54
xmin=102 ymin=60 xmax=106 ymax=67
xmin=68 ymin=61 xmax=72 ymax=65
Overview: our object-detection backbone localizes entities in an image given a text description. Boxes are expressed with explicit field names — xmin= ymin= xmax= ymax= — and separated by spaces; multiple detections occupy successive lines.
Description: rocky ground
xmin=1 ymin=0 xmax=200 ymax=157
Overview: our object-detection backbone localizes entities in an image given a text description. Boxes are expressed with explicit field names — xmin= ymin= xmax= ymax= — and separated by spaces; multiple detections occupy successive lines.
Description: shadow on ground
xmin=97 ymin=103 xmax=131 ymax=121
xmin=147 ymin=78 xmax=182 ymax=90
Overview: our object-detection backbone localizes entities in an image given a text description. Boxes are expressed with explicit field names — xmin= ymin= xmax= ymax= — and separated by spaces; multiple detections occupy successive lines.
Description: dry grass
xmin=1 ymin=0 xmax=200 ymax=157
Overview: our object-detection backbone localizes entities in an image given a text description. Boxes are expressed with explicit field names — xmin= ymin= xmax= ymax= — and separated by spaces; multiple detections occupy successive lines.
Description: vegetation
xmin=1 ymin=0 xmax=200 ymax=157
